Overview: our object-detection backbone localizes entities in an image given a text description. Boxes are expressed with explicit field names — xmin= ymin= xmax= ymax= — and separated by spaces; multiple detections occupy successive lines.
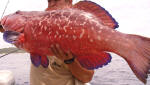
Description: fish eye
xmin=15 ymin=10 xmax=21 ymax=14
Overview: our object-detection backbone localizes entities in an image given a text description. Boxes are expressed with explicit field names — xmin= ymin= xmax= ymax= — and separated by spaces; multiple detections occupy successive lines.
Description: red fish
xmin=0 ymin=25 xmax=4 ymax=32
xmin=1 ymin=1 xmax=150 ymax=84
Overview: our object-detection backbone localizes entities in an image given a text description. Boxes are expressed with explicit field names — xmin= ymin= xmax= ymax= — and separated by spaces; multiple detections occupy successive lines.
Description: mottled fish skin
xmin=2 ymin=8 xmax=117 ymax=69
xmin=1 ymin=9 xmax=129 ymax=62
xmin=19 ymin=9 xmax=115 ymax=55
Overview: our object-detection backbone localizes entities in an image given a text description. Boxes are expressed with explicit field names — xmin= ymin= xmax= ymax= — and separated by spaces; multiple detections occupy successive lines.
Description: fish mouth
xmin=0 ymin=24 xmax=4 ymax=32
xmin=1 ymin=15 xmax=25 ymax=33
xmin=1 ymin=16 xmax=7 ymax=27
xmin=2 ymin=16 xmax=24 ymax=44
xmin=0 ymin=16 xmax=7 ymax=33
xmin=3 ymin=31 xmax=21 ymax=44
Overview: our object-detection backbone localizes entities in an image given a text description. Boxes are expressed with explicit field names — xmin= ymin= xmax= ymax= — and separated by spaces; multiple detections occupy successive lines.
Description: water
xmin=0 ymin=53 xmax=30 ymax=85
xmin=0 ymin=53 xmax=150 ymax=85
xmin=90 ymin=53 xmax=150 ymax=85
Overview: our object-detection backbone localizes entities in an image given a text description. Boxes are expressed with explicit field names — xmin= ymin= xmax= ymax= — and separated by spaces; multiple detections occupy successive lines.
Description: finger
xmin=56 ymin=44 xmax=68 ymax=57
xmin=51 ymin=45 xmax=60 ymax=57
xmin=66 ymin=51 xmax=74 ymax=59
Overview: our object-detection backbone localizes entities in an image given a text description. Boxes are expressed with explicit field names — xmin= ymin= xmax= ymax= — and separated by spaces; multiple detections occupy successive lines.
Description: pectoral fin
xmin=3 ymin=31 xmax=21 ymax=44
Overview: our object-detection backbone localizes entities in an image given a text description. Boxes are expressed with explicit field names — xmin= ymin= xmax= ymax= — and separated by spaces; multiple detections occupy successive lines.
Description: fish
xmin=1 ymin=1 xmax=150 ymax=84
xmin=0 ymin=25 xmax=4 ymax=32
xmin=0 ymin=21 xmax=4 ymax=32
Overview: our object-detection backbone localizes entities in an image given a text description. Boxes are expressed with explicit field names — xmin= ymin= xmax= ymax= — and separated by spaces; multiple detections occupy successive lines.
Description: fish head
xmin=1 ymin=11 xmax=47 ymax=51
xmin=1 ymin=11 xmax=31 ymax=47
xmin=1 ymin=10 xmax=46 ymax=33
xmin=1 ymin=11 xmax=28 ymax=33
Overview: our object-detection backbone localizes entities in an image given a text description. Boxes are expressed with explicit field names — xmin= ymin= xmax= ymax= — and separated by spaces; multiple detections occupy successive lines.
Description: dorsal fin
xmin=73 ymin=1 xmax=119 ymax=29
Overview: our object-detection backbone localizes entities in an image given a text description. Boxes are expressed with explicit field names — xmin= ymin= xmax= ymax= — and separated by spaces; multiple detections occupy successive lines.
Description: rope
xmin=1 ymin=0 xmax=10 ymax=20
xmin=0 ymin=49 xmax=19 ymax=59
xmin=0 ymin=0 xmax=17 ymax=59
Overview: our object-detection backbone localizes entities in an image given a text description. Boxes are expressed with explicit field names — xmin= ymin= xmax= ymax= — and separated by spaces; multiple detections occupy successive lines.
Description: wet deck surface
xmin=0 ymin=53 xmax=150 ymax=85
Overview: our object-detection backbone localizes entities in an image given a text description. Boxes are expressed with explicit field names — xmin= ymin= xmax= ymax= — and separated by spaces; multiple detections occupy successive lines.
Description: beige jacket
xmin=30 ymin=56 xmax=89 ymax=85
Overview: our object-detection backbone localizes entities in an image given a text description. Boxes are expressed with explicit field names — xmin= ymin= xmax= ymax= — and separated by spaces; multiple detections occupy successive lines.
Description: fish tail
xmin=119 ymin=34 xmax=150 ymax=84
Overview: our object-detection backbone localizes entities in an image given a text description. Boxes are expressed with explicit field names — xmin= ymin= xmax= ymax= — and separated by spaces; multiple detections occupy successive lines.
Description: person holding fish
xmin=30 ymin=0 xmax=95 ymax=85
xmin=29 ymin=0 xmax=94 ymax=85
xmin=1 ymin=0 xmax=150 ymax=85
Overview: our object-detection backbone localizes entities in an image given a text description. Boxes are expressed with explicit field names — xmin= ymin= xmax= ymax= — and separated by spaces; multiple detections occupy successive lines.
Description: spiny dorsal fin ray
xmin=73 ymin=1 xmax=119 ymax=29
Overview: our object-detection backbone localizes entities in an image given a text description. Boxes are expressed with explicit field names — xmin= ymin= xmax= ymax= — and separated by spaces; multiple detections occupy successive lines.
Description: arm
xmin=67 ymin=57 xmax=94 ymax=83
xmin=51 ymin=44 xmax=94 ymax=83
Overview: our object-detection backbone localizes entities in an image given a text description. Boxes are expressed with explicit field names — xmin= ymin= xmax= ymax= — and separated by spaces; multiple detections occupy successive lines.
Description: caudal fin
xmin=123 ymin=34 xmax=150 ymax=84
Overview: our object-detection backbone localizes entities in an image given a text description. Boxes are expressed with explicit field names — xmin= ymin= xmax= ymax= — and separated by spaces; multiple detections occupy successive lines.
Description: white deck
xmin=0 ymin=70 xmax=15 ymax=85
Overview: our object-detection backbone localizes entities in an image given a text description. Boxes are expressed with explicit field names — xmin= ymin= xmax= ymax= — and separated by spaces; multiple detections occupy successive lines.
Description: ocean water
xmin=0 ymin=53 xmax=149 ymax=85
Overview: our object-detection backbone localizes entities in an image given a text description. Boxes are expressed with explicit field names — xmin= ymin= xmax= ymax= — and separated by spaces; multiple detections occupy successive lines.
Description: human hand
xmin=50 ymin=44 xmax=75 ymax=62
xmin=50 ymin=44 xmax=94 ymax=83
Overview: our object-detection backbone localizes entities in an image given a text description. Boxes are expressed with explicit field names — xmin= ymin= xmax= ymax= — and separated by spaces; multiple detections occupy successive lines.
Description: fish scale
xmin=18 ymin=9 xmax=107 ymax=62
